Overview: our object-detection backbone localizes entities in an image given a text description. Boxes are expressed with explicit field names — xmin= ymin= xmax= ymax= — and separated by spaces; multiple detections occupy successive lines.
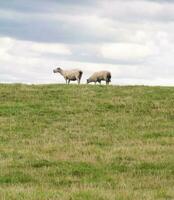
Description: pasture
xmin=0 ymin=84 xmax=174 ymax=200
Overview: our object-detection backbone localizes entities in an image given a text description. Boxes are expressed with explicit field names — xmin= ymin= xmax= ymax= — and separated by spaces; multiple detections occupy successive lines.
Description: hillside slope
xmin=0 ymin=84 xmax=174 ymax=200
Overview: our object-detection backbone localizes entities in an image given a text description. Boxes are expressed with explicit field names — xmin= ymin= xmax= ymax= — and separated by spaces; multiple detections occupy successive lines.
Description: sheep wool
xmin=53 ymin=67 xmax=83 ymax=84
xmin=87 ymin=71 xmax=111 ymax=85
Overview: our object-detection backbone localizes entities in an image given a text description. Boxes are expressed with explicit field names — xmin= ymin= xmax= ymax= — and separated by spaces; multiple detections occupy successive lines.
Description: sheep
xmin=53 ymin=67 xmax=83 ymax=84
xmin=87 ymin=71 xmax=111 ymax=85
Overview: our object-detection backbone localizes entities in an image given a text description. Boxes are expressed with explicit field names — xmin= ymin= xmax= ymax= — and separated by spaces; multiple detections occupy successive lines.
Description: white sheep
xmin=87 ymin=71 xmax=111 ymax=85
xmin=53 ymin=67 xmax=83 ymax=84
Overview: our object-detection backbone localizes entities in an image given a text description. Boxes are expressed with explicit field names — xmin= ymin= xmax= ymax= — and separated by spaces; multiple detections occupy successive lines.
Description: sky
xmin=0 ymin=0 xmax=174 ymax=85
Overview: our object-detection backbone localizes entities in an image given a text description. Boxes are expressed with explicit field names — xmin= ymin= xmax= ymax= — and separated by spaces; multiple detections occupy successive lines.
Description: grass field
xmin=0 ymin=84 xmax=174 ymax=200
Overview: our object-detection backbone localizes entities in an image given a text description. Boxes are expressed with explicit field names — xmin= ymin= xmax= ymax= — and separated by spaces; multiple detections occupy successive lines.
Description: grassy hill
xmin=0 ymin=84 xmax=174 ymax=200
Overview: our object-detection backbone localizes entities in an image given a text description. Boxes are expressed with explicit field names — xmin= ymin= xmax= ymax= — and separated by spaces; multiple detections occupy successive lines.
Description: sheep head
xmin=53 ymin=67 xmax=62 ymax=73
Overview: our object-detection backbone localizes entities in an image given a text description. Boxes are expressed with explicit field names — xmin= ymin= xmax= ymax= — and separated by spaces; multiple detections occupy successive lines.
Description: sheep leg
xmin=77 ymin=78 xmax=80 ymax=85
xmin=68 ymin=79 xmax=70 ymax=84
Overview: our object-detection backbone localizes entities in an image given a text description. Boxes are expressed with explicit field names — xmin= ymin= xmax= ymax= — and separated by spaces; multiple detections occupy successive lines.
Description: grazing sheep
xmin=53 ymin=67 xmax=83 ymax=84
xmin=87 ymin=71 xmax=111 ymax=85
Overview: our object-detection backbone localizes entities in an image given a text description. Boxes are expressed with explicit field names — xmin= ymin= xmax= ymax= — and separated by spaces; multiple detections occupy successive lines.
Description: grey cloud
xmin=0 ymin=0 xmax=97 ymax=13
xmin=1 ymin=0 xmax=174 ymax=45
xmin=101 ymin=1 xmax=174 ymax=23
xmin=0 ymin=12 xmax=118 ymax=44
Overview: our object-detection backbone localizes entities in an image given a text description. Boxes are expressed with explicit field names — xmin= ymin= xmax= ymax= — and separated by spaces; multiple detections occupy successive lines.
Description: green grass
xmin=0 ymin=84 xmax=174 ymax=200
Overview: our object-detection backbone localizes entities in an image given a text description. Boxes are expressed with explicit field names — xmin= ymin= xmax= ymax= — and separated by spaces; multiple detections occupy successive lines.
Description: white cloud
xmin=102 ymin=0 xmax=174 ymax=22
xmin=31 ymin=43 xmax=71 ymax=55
xmin=0 ymin=37 xmax=14 ymax=59
xmin=101 ymin=43 xmax=155 ymax=60
xmin=0 ymin=37 xmax=71 ymax=61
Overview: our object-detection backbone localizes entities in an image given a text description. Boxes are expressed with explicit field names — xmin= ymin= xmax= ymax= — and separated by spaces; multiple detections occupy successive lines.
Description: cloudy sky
xmin=0 ymin=0 xmax=174 ymax=85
